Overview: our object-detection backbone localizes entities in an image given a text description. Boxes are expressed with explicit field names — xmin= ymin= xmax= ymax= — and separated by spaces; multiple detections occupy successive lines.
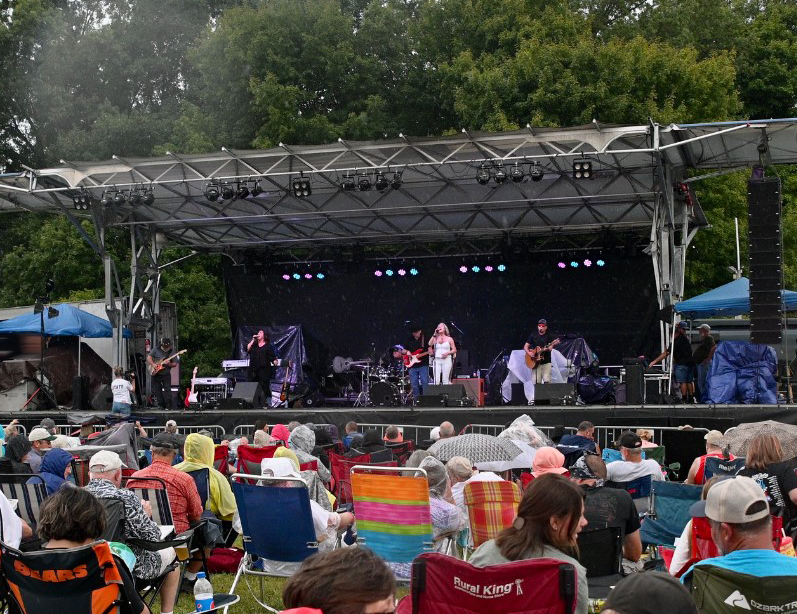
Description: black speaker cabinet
xmin=533 ymin=382 xmax=577 ymax=406
xmin=454 ymin=350 xmax=470 ymax=376
xmin=90 ymin=384 xmax=113 ymax=412
xmin=623 ymin=364 xmax=644 ymax=405
xmin=231 ymin=381 xmax=266 ymax=408
xmin=418 ymin=384 xmax=467 ymax=407
xmin=218 ymin=397 xmax=253 ymax=410
xmin=72 ymin=375 xmax=88 ymax=410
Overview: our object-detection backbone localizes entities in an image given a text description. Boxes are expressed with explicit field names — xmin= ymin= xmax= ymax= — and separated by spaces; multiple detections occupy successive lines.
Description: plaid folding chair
xmin=351 ymin=466 xmax=433 ymax=564
xmin=463 ymin=480 xmax=522 ymax=549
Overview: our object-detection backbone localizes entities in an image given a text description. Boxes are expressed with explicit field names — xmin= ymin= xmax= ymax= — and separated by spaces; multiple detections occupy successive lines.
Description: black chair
xmin=98 ymin=498 xmax=126 ymax=542
xmin=576 ymin=526 xmax=623 ymax=600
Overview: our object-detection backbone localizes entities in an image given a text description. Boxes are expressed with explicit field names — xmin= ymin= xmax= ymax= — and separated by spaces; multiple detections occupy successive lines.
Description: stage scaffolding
xmin=2 ymin=118 xmax=797 ymax=366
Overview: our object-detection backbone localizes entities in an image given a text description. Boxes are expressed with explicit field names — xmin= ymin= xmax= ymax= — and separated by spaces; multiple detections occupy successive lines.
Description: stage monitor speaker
xmin=533 ymin=383 xmax=576 ymax=406
xmin=510 ymin=382 xmax=526 ymax=405
xmin=90 ymin=384 xmax=113 ymax=412
xmin=72 ymin=375 xmax=88 ymax=410
xmin=418 ymin=384 xmax=468 ymax=407
xmin=231 ymin=381 xmax=265 ymax=408
xmin=623 ymin=364 xmax=644 ymax=405
xmin=219 ymin=397 xmax=253 ymax=410
xmin=452 ymin=378 xmax=485 ymax=407
xmin=454 ymin=350 xmax=470 ymax=377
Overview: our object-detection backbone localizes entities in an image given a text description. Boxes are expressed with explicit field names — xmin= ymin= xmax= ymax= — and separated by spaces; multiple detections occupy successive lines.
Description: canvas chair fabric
xmin=0 ymin=475 xmax=47 ymax=531
xmin=689 ymin=564 xmax=797 ymax=614
xmin=639 ymin=481 xmax=702 ymax=547
xmin=702 ymin=456 xmax=745 ymax=481
xmin=124 ymin=477 xmax=173 ymax=528
xmin=576 ymin=526 xmax=622 ymax=578
xmin=395 ymin=552 xmax=578 ymax=614
xmin=236 ymin=445 xmax=280 ymax=475
xmin=351 ymin=470 xmax=432 ymax=564
xmin=212 ymin=445 xmax=229 ymax=476
xmin=329 ymin=452 xmax=397 ymax=505
xmin=187 ymin=468 xmax=210 ymax=510
xmin=463 ymin=481 xmax=522 ymax=548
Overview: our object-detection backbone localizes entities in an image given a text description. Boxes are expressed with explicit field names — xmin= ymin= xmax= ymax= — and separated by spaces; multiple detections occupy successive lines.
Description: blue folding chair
xmin=187 ymin=468 xmax=210 ymax=510
xmin=228 ymin=473 xmax=320 ymax=613
xmin=639 ymin=481 xmax=702 ymax=547
xmin=702 ymin=456 xmax=745 ymax=481
xmin=610 ymin=475 xmax=654 ymax=515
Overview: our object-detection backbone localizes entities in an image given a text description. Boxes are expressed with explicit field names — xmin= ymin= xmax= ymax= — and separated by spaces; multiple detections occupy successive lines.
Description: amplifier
xmin=452 ymin=378 xmax=484 ymax=407
xmin=417 ymin=384 xmax=470 ymax=407
xmin=222 ymin=359 xmax=249 ymax=370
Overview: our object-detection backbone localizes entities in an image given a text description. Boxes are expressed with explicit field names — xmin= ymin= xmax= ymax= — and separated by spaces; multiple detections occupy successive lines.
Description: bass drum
xmin=370 ymin=381 xmax=398 ymax=407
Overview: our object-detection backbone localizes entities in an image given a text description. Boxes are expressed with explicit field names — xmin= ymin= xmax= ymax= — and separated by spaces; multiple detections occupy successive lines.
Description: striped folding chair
xmin=0 ymin=474 xmax=47 ymax=536
xmin=123 ymin=476 xmax=174 ymax=528
xmin=463 ymin=480 xmax=522 ymax=549
xmin=351 ymin=466 xmax=433 ymax=564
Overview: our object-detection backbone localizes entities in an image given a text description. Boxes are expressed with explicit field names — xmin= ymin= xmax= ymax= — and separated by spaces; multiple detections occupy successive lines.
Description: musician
xmin=147 ymin=338 xmax=178 ymax=409
xmin=247 ymin=330 xmax=280 ymax=399
xmin=429 ymin=323 xmax=457 ymax=385
xmin=524 ymin=319 xmax=558 ymax=385
xmin=403 ymin=324 xmax=429 ymax=402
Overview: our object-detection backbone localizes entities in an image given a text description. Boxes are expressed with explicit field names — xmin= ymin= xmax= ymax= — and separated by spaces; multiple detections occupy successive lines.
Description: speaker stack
xmin=748 ymin=177 xmax=783 ymax=345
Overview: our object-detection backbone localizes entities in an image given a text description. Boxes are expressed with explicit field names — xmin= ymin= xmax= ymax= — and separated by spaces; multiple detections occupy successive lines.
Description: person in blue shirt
xmin=682 ymin=476 xmax=797 ymax=585
xmin=559 ymin=421 xmax=600 ymax=454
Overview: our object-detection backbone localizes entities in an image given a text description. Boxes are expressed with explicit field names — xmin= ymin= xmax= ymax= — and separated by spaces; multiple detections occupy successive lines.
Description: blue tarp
xmin=0 ymin=303 xmax=131 ymax=338
xmin=705 ymin=341 xmax=778 ymax=404
xmin=674 ymin=277 xmax=797 ymax=317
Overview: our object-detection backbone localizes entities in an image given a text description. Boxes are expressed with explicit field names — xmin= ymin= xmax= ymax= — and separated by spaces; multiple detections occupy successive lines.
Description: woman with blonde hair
xmin=429 ymin=322 xmax=457 ymax=385
xmin=736 ymin=433 xmax=797 ymax=524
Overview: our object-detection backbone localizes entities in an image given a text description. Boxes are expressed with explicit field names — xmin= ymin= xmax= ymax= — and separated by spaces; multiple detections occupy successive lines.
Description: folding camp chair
xmin=0 ymin=540 xmax=129 ymax=614
xmin=463 ymin=480 xmax=522 ymax=549
xmin=329 ymin=452 xmax=397 ymax=506
xmin=0 ymin=474 xmax=47 ymax=548
xmin=124 ymin=477 xmax=174 ymax=527
xmin=702 ymin=456 xmax=745 ymax=481
xmin=395 ymin=552 xmax=578 ymax=614
xmin=639 ymin=481 xmax=702 ymax=548
xmin=351 ymin=466 xmax=433 ymax=565
xmin=298 ymin=461 xmax=318 ymax=472
xmin=187 ymin=468 xmax=210 ymax=510
xmin=576 ymin=526 xmax=622 ymax=599
xmin=228 ymin=473 xmax=320 ymax=612
xmin=236 ymin=445 xmax=280 ymax=475
xmin=610 ymin=475 xmax=654 ymax=515
xmin=686 ymin=564 xmax=797 ymax=612
xmin=386 ymin=441 xmax=415 ymax=466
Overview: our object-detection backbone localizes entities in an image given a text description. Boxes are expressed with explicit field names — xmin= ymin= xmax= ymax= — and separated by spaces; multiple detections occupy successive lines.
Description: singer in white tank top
xmin=429 ymin=323 xmax=457 ymax=385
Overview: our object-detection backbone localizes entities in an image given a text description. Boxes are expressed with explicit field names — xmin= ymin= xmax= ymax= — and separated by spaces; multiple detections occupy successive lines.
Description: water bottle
xmin=193 ymin=572 xmax=214 ymax=612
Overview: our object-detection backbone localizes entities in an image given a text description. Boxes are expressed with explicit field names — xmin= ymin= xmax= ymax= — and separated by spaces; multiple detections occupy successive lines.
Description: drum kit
xmin=331 ymin=354 xmax=412 ymax=407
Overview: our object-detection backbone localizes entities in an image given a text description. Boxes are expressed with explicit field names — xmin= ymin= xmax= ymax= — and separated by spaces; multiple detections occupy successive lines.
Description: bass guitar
xmin=148 ymin=349 xmax=187 ymax=376
xmin=280 ymin=361 xmax=292 ymax=403
xmin=403 ymin=349 xmax=430 ymax=368
xmin=525 ymin=339 xmax=560 ymax=369
xmin=184 ymin=366 xmax=198 ymax=407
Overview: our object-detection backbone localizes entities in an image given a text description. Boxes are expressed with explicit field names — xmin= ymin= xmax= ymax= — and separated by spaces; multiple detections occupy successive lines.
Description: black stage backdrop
xmin=223 ymin=255 xmax=660 ymax=371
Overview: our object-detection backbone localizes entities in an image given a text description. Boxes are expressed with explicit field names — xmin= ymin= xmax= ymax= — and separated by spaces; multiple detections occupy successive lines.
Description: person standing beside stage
xmin=247 ymin=330 xmax=280 ymax=402
xmin=403 ymin=323 xmax=429 ymax=402
xmin=148 ymin=338 xmax=178 ymax=410
xmin=524 ymin=318 xmax=560 ymax=385
xmin=429 ymin=323 xmax=456 ymax=385
xmin=692 ymin=324 xmax=716 ymax=402
xmin=111 ymin=366 xmax=135 ymax=416
xmin=650 ymin=321 xmax=695 ymax=403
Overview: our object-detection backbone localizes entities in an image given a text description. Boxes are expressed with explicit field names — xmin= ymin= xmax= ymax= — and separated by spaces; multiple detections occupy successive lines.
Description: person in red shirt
xmin=685 ymin=430 xmax=735 ymax=485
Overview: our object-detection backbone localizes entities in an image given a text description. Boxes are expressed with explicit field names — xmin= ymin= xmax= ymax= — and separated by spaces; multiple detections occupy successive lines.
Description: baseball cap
xmin=704 ymin=430 xmax=725 ymax=447
xmin=151 ymin=432 xmax=181 ymax=450
xmin=538 ymin=319 xmax=547 ymax=325
xmin=28 ymin=427 xmax=56 ymax=443
xmin=604 ymin=571 xmax=697 ymax=614
xmin=677 ymin=321 xmax=688 ymax=330
xmin=698 ymin=323 xmax=711 ymax=331
xmin=89 ymin=450 xmax=127 ymax=471
xmin=39 ymin=418 xmax=56 ymax=431
xmin=617 ymin=431 xmax=642 ymax=449
xmin=690 ymin=476 xmax=770 ymax=524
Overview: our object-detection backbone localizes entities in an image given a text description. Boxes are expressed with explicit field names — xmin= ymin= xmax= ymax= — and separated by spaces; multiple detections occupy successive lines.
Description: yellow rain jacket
xmin=175 ymin=433 xmax=237 ymax=520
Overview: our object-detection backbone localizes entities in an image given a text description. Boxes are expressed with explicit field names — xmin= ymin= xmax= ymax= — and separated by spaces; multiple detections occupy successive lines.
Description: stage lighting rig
xmin=251 ymin=181 xmax=263 ymax=197
xmin=204 ymin=183 xmax=220 ymax=201
xmin=141 ymin=188 xmax=155 ymax=206
xmin=128 ymin=189 xmax=143 ymax=205
xmin=573 ymin=158 xmax=593 ymax=179
xmin=236 ymin=183 xmax=250 ymax=199
xmin=72 ymin=190 xmax=91 ymax=211
xmin=375 ymin=171 xmax=389 ymax=191
xmin=358 ymin=173 xmax=372 ymax=191
xmin=342 ymin=172 xmax=356 ymax=191
xmin=220 ymin=182 xmax=235 ymax=200
xmin=114 ymin=191 xmax=127 ymax=205
xmin=476 ymin=163 xmax=491 ymax=185
xmin=530 ymin=162 xmax=544 ymax=182
xmin=292 ymin=175 xmax=312 ymax=197
xmin=493 ymin=163 xmax=508 ymax=184
xmin=510 ymin=162 xmax=524 ymax=183
xmin=390 ymin=170 xmax=403 ymax=189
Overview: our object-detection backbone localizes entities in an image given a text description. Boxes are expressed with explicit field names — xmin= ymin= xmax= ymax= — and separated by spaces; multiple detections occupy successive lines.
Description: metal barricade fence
xmin=5 ymin=423 xmax=27 ymax=437
xmin=590 ymin=425 xmax=709 ymax=450
xmin=233 ymin=424 xmax=254 ymax=437
xmin=357 ymin=423 xmax=436 ymax=443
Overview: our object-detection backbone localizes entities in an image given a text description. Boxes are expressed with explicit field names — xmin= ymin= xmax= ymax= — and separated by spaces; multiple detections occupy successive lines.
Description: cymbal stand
xmin=354 ymin=366 xmax=371 ymax=407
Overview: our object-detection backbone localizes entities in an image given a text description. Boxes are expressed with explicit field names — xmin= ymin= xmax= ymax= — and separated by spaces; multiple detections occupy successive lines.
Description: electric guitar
xmin=280 ymin=361 xmax=292 ymax=403
xmin=147 ymin=349 xmax=187 ymax=376
xmin=525 ymin=339 xmax=560 ymax=369
xmin=403 ymin=349 xmax=430 ymax=368
xmin=184 ymin=366 xmax=198 ymax=407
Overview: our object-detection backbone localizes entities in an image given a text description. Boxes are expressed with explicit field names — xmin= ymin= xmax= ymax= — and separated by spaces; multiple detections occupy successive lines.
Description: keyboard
xmin=222 ymin=359 xmax=249 ymax=370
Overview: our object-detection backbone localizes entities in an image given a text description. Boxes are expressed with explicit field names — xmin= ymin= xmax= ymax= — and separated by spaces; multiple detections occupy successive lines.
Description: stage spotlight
xmin=510 ymin=163 xmax=524 ymax=183
xmin=375 ymin=172 xmax=389 ymax=191
xmin=304 ymin=273 xmax=313 ymax=279
xmin=584 ymin=259 xmax=592 ymax=267
xmin=570 ymin=261 xmax=579 ymax=268
xmin=292 ymin=273 xmax=301 ymax=280
xmin=385 ymin=269 xmax=394 ymax=276
xmin=128 ymin=190 xmax=142 ymax=205
xmin=251 ymin=181 xmax=263 ymax=197
xmin=530 ymin=163 xmax=544 ymax=182
xmin=476 ymin=163 xmax=490 ymax=185
xmin=573 ymin=159 xmax=593 ymax=179
xmin=485 ymin=265 xmax=494 ymax=272
xmin=142 ymin=189 xmax=155 ymax=206
xmin=497 ymin=264 xmax=506 ymax=272
xmin=493 ymin=164 xmax=507 ymax=184
xmin=282 ymin=274 xmax=291 ymax=281
xmin=358 ymin=174 xmax=372 ymax=191
xmin=72 ymin=191 xmax=90 ymax=211
xmin=342 ymin=173 xmax=356 ymax=191
xmin=472 ymin=265 xmax=480 ymax=273
xmin=316 ymin=273 xmax=325 ymax=280
xmin=459 ymin=265 xmax=468 ymax=273
xmin=398 ymin=268 xmax=406 ymax=276
xmin=410 ymin=268 xmax=419 ymax=276
xmin=374 ymin=270 xmax=383 ymax=277
xmin=292 ymin=176 xmax=312 ymax=197
xmin=597 ymin=259 xmax=605 ymax=267
xmin=391 ymin=170 xmax=403 ymax=189
xmin=204 ymin=183 xmax=220 ymax=201
xmin=101 ymin=192 xmax=114 ymax=207
xmin=558 ymin=262 xmax=567 ymax=269
xmin=220 ymin=183 xmax=235 ymax=200
xmin=114 ymin=191 xmax=127 ymax=205
xmin=236 ymin=183 xmax=250 ymax=199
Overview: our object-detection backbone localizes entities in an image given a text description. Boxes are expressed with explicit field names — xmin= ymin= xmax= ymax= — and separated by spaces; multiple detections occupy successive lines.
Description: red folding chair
xmin=236 ymin=444 xmax=281 ymax=475
xmin=213 ymin=444 xmax=229 ymax=476
xmin=299 ymin=461 xmax=318 ymax=472
xmin=396 ymin=552 xmax=578 ymax=614
xmin=328 ymin=451 xmax=397 ymax=506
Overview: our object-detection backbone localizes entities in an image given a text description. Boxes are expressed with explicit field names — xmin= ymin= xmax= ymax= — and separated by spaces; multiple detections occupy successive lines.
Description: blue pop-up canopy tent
xmin=674 ymin=277 xmax=797 ymax=318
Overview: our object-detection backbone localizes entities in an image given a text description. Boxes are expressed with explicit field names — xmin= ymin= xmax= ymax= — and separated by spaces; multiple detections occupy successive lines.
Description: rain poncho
xmin=275 ymin=447 xmax=334 ymax=511
xmin=175 ymin=433 xmax=237 ymax=520
xmin=270 ymin=424 xmax=291 ymax=443
xmin=33 ymin=448 xmax=73 ymax=495
xmin=288 ymin=425 xmax=331 ymax=483
xmin=420 ymin=456 xmax=449 ymax=499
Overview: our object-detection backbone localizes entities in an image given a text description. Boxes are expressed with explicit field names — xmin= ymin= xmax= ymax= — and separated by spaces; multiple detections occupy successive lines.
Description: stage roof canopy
xmin=1 ymin=119 xmax=796 ymax=252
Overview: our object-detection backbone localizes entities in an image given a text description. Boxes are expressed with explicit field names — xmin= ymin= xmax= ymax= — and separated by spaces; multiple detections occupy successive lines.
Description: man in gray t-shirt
xmin=605 ymin=431 xmax=663 ymax=514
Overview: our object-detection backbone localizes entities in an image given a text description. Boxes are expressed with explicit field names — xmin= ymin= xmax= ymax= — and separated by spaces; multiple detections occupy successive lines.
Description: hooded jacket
xmin=288 ymin=425 xmax=331 ymax=482
xmin=1 ymin=435 xmax=33 ymax=475
xmin=32 ymin=448 xmax=73 ymax=495
xmin=174 ymin=433 xmax=236 ymax=520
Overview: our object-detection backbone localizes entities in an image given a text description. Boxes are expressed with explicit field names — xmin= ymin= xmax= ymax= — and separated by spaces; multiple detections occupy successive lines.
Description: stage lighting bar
xmin=292 ymin=175 xmax=312 ymax=198
xmin=72 ymin=190 xmax=91 ymax=211
xmin=374 ymin=265 xmax=418 ymax=278
xmin=283 ymin=270 xmax=326 ymax=280
xmin=556 ymin=257 xmax=606 ymax=269
xmin=458 ymin=263 xmax=508 ymax=273
xmin=573 ymin=159 xmax=593 ymax=179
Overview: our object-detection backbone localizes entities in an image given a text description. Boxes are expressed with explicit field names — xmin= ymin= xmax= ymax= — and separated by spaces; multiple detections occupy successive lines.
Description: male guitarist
xmin=148 ymin=338 xmax=179 ymax=409
xmin=402 ymin=324 xmax=429 ymax=403
xmin=523 ymin=319 xmax=560 ymax=385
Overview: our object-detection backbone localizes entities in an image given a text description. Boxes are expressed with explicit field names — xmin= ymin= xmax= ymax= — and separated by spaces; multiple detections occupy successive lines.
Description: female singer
xmin=429 ymin=323 xmax=457 ymax=385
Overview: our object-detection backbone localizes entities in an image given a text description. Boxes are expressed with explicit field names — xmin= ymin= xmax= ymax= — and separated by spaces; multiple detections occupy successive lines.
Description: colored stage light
xmin=471 ymin=265 xmax=480 ymax=273
xmin=497 ymin=264 xmax=506 ymax=272
xmin=410 ymin=268 xmax=419 ymax=276
xmin=597 ymin=259 xmax=605 ymax=267
xmin=304 ymin=273 xmax=313 ymax=279
xmin=558 ymin=262 xmax=566 ymax=269
xmin=374 ymin=270 xmax=383 ymax=277
xmin=485 ymin=265 xmax=494 ymax=272
xmin=282 ymin=274 xmax=291 ymax=280
xmin=398 ymin=269 xmax=406 ymax=276
xmin=386 ymin=269 xmax=394 ymax=276
xmin=316 ymin=273 xmax=325 ymax=279
xmin=570 ymin=261 xmax=578 ymax=268
xmin=293 ymin=273 xmax=301 ymax=280
xmin=459 ymin=266 xmax=468 ymax=273
xmin=584 ymin=259 xmax=592 ymax=267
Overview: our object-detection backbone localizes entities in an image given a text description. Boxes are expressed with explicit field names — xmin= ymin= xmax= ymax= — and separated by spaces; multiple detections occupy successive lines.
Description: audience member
xmin=38 ymin=418 xmax=57 ymax=435
xmin=383 ymin=425 xmax=403 ymax=443
xmin=682 ymin=476 xmax=797 ymax=586
xmin=253 ymin=419 xmax=269 ymax=437
xmin=391 ymin=456 xmax=466 ymax=579
xmin=605 ymin=431 xmax=662 ymax=513
xmin=559 ymin=421 xmax=599 ymax=454
xmin=603 ymin=571 xmax=697 ymax=614
xmin=274 ymin=446 xmax=334 ymax=510
xmin=347 ymin=429 xmax=392 ymax=462
xmin=669 ymin=477 xmax=719 ymax=576
xmin=289 ymin=425 xmax=332 ymax=482
xmin=175 ymin=433 xmax=237 ymax=521
xmin=164 ymin=420 xmax=178 ymax=435
xmin=270 ymin=423 xmax=291 ymax=444
xmin=735 ymin=433 xmax=797 ymax=525
xmin=636 ymin=429 xmax=658 ymax=448
xmin=85 ymin=450 xmax=180 ymax=614
xmin=287 ymin=420 xmax=301 ymax=432
xmin=685 ymin=430 xmax=735 ymax=485
xmin=2 ymin=434 xmax=34 ymax=475
xmin=282 ymin=547 xmax=396 ymax=614
xmin=406 ymin=449 xmax=431 ymax=467
xmin=532 ymin=447 xmax=568 ymax=479
xmin=569 ymin=454 xmax=642 ymax=563
xmin=253 ymin=430 xmax=270 ymax=447
xmin=446 ymin=456 xmax=474 ymax=509
xmin=429 ymin=426 xmax=441 ymax=441
xmin=469 ymin=474 xmax=589 ymax=614
xmin=27 ymin=427 xmax=56 ymax=473
xmin=31 ymin=447 xmax=73 ymax=495
xmin=37 ymin=488 xmax=150 ymax=614
xmin=439 ymin=421 xmax=455 ymax=439
xmin=0 ymin=490 xmax=31 ymax=548
xmin=111 ymin=366 xmax=135 ymax=416
xmin=342 ymin=421 xmax=358 ymax=449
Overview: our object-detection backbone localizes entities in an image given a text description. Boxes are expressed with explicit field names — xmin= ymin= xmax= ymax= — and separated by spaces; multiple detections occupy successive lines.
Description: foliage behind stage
xmin=223 ymin=252 xmax=659 ymax=369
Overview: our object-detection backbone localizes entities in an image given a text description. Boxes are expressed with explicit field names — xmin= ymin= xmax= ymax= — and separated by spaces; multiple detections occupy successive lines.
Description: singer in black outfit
xmin=247 ymin=330 xmax=278 ymax=397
